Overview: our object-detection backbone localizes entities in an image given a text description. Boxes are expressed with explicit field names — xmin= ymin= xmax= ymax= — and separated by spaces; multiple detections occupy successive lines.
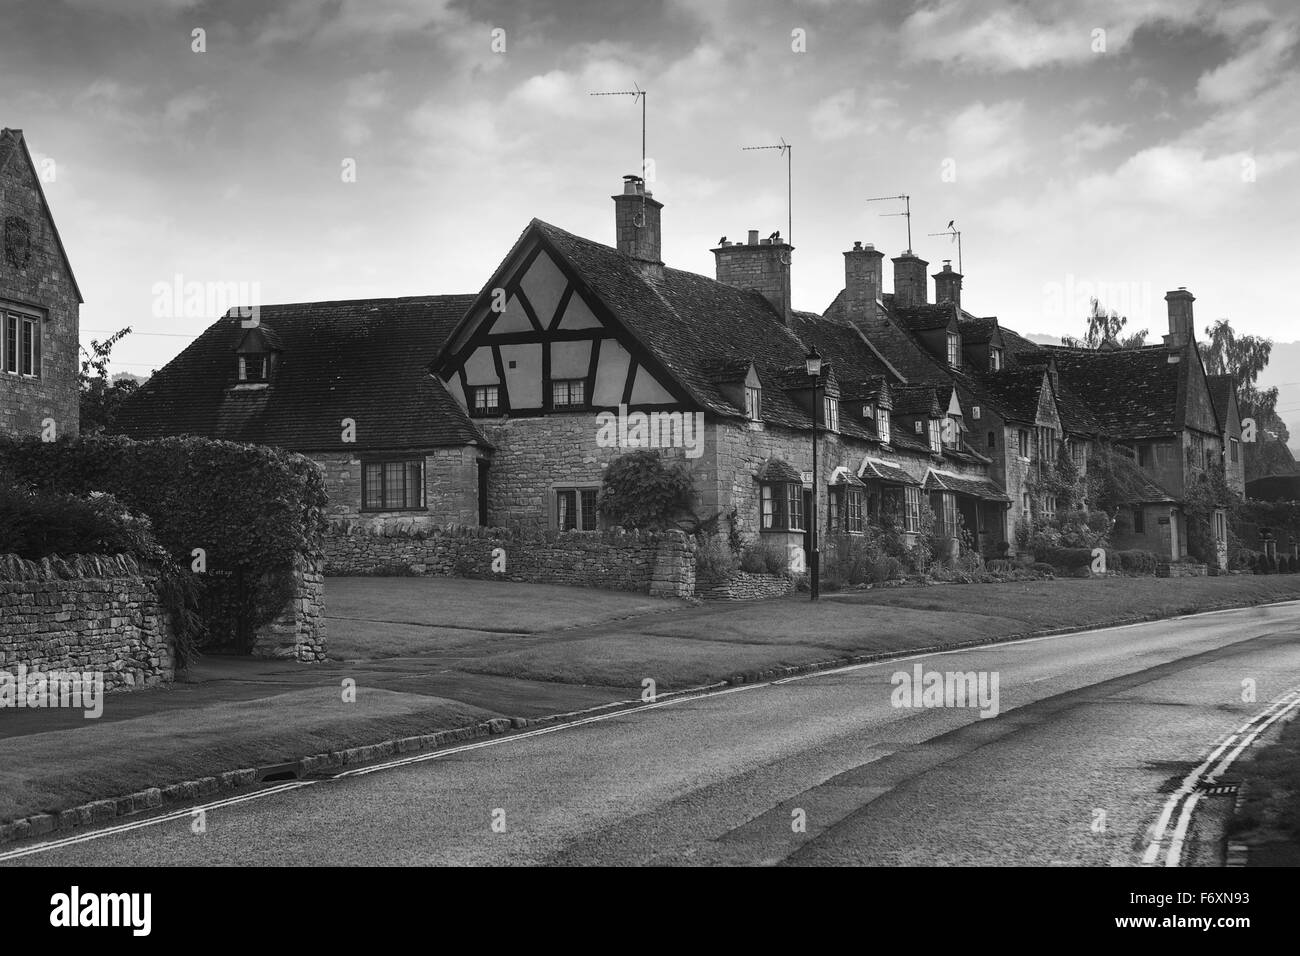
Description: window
xmin=1022 ymin=492 xmax=1031 ymax=516
xmin=237 ymin=353 xmax=270 ymax=382
xmin=1043 ymin=496 xmax=1057 ymax=519
xmin=1154 ymin=442 xmax=1174 ymax=466
xmin=972 ymin=405 xmax=982 ymax=420
xmin=552 ymin=378 xmax=586 ymax=409
xmin=745 ymin=385 xmax=762 ymax=421
xmin=1132 ymin=507 xmax=1145 ymax=534
xmin=842 ymin=489 xmax=863 ymax=535
xmin=914 ymin=420 xmax=924 ymax=434
xmin=4 ymin=311 xmax=41 ymax=377
xmin=1017 ymin=429 xmax=1030 ymax=458
xmin=861 ymin=403 xmax=874 ymax=421
xmin=989 ymin=347 xmax=1003 ymax=371
xmin=823 ymin=395 xmax=839 ymax=431
xmin=471 ymin=385 xmax=500 ymax=417
xmin=938 ymin=493 xmax=957 ymax=535
xmin=904 ymin=486 xmax=922 ymax=533
xmin=760 ymin=482 xmax=805 ymax=531
xmin=987 ymin=430 xmax=996 ymax=450
xmin=928 ymin=418 xmax=942 ymax=454
xmin=1138 ymin=444 xmax=1152 ymax=468
xmin=362 ymin=459 xmax=425 ymax=511
xmin=1037 ymin=427 xmax=1057 ymax=461
xmin=556 ymin=488 xmax=598 ymax=531
xmin=876 ymin=408 xmax=891 ymax=445
xmin=1071 ymin=440 xmax=1086 ymax=469
xmin=1230 ymin=438 xmax=1240 ymax=463
xmin=947 ymin=333 xmax=960 ymax=368
xmin=1214 ymin=510 xmax=1227 ymax=542
xmin=1189 ymin=432 xmax=1205 ymax=469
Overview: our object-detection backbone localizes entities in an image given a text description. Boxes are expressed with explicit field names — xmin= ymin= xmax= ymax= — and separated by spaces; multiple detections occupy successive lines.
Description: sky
xmin=2 ymin=0 xmax=1298 ymax=379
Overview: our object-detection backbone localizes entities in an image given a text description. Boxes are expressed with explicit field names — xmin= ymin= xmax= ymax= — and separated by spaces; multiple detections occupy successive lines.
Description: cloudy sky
xmin=3 ymin=0 xmax=1298 ymax=378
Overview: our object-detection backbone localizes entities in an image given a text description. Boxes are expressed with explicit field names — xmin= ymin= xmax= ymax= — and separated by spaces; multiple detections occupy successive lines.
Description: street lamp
xmin=806 ymin=347 xmax=822 ymax=601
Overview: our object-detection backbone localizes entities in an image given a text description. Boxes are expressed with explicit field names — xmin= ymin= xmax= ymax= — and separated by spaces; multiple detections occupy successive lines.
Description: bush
xmin=1117 ymin=549 xmax=1159 ymax=575
xmin=0 ymin=486 xmax=160 ymax=560
xmin=1035 ymin=546 xmax=1095 ymax=570
xmin=694 ymin=534 xmax=738 ymax=587
xmin=986 ymin=558 xmax=1013 ymax=574
xmin=740 ymin=537 xmax=789 ymax=576
xmin=598 ymin=450 xmax=695 ymax=531
xmin=1030 ymin=562 xmax=1056 ymax=576
xmin=0 ymin=434 xmax=327 ymax=656
xmin=869 ymin=556 xmax=903 ymax=583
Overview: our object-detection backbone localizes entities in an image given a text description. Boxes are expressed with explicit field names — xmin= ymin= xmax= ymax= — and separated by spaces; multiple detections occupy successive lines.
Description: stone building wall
xmin=0 ymin=553 xmax=175 ymax=690
xmin=0 ymin=132 xmax=81 ymax=439
xmin=312 ymin=447 xmax=481 ymax=532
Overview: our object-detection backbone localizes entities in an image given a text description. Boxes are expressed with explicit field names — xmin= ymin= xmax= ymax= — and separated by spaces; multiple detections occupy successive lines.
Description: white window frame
xmin=904 ymin=486 xmax=922 ymax=534
xmin=989 ymin=347 xmax=1002 ymax=371
xmin=471 ymin=384 xmax=500 ymax=416
xmin=823 ymin=395 xmax=838 ymax=432
xmin=876 ymin=408 xmax=891 ymax=445
xmin=947 ymin=333 xmax=960 ymax=368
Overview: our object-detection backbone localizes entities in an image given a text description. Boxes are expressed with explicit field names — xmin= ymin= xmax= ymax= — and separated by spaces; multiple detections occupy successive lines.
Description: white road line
xmin=0 ymin=780 xmax=314 ymax=862
xmin=1143 ymin=687 xmax=1300 ymax=866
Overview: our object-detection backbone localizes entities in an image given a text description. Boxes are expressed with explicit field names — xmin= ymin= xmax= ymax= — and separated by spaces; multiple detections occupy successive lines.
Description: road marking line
xmin=0 ymin=780 xmax=314 ymax=862
xmin=1143 ymin=686 xmax=1300 ymax=867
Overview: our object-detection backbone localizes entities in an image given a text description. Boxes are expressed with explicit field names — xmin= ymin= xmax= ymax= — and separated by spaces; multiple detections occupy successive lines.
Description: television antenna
xmin=865 ymin=194 xmax=912 ymax=252
xmin=927 ymin=222 xmax=962 ymax=275
xmin=742 ymin=137 xmax=792 ymax=249
xmin=590 ymin=83 xmax=648 ymax=225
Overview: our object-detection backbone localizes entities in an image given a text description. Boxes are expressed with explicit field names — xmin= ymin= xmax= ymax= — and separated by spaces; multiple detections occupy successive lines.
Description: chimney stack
xmin=843 ymin=241 xmax=884 ymax=325
xmin=613 ymin=175 xmax=663 ymax=279
xmin=933 ymin=260 xmax=962 ymax=312
xmin=1163 ymin=287 xmax=1194 ymax=352
xmin=892 ymin=251 xmax=929 ymax=308
xmin=713 ymin=229 xmax=793 ymax=325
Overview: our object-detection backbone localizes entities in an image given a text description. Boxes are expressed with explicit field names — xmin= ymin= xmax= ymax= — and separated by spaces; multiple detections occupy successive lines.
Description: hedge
xmin=0 ymin=434 xmax=327 ymax=653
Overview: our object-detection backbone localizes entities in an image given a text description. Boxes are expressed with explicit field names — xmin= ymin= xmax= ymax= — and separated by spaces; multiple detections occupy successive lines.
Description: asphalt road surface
xmin=6 ymin=601 xmax=1300 ymax=867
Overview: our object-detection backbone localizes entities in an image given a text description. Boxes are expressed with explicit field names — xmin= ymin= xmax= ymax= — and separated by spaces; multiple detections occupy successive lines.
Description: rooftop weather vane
xmin=927 ymin=220 xmax=962 ymax=275
xmin=741 ymin=137 xmax=792 ymax=250
xmin=865 ymin=194 xmax=912 ymax=252
xmin=590 ymin=83 xmax=648 ymax=225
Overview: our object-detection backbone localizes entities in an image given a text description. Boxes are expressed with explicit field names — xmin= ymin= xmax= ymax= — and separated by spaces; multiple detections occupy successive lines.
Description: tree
xmin=79 ymin=327 xmax=139 ymax=434
xmin=597 ymin=450 xmax=696 ymax=531
xmin=1060 ymin=298 xmax=1148 ymax=349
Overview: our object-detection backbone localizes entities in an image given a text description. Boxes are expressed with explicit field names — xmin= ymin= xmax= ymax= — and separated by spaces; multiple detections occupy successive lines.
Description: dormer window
xmin=876 ymin=407 xmax=891 ymax=445
xmin=822 ymin=395 xmax=839 ymax=431
xmin=745 ymin=384 xmax=762 ymax=421
xmin=238 ymin=353 xmax=270 ymax=382
xmin=928 ymin=418 xmax=942 ymax=454
xmin=989 ymin=347 xmax=1003 ymax=371
xmin=234 ymin=325 xmax=280 ymax=385
xmin=947 ymin=333 xmax=960 ymax=368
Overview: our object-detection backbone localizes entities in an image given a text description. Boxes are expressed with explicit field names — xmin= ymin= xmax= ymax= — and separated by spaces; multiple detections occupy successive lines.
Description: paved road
xmin=6 ymin=602 xmax=1300 ymax=866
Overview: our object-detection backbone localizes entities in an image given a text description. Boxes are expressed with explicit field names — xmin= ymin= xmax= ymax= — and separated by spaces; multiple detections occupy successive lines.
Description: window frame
xmin=470 ymin=384 xmax=501 ymax=417
xmin=361 ymin=458 xmax=427 ymax=513
xmin=904 ymin=485 xmax=922 ymax=534
xmin=551 ymin=378 xmax=587 ymax=411
xmin=760 ymin=481 xmax=806 ymax=532
xmin=989 ymin=347 xmax=1002 ymax=371
xmin=2 ymin=307 xmax=43 ymax=378
xmin=1132 ymin=507 xmax=1145 ymax=534
xmin=745 ymin=385 xmax=762 ymax=421
xmin=876 ymin=407 xmax=891 ymax=445
xmin=1017 ymin=429 xmax=1030 ymax=459
xmin=555 ymin=486 xmax=599 ymax=531
xmin=823 ymin=395 xmax=839 ymax=432
xmin=928 ymin=418 xmax=942 ymax=454
xmin=947 ymin=332 xmax=960 ymax=368
xmin=1230 ymin=437 xmax=1240 ymax=464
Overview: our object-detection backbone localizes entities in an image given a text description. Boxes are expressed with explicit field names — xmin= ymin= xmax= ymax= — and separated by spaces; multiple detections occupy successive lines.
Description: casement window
xmin=832 ymin=486 xmax=865 ymax=533
xmin=745 ymin=385 xmax=762 ymax=421
xmin=989 ymin=348 xmax=1003 ymax=371
xmin=1214 ymin=510 xmax=1227 ymax=543
xmin=552 ymin=378 xmax=586 ymax=410
xmin=1017 ymin=429 xmax=1030 ymax=459
xmin=1154 ymin=442 xmax=1174 ymax=465
xmin=1043 ymin=496 xmax=1057 ymax=519
xmin=1230 ymin=438 xmax=1240 ymax=463
xmin=760 ymin=482 xmax=805 ymax=532
xmin=947 ymin=333 xmax=960 ymax=368
xmin=556 ymin=487 xmax=598 ymax=531
xmin=1138 ymin=444 xmax=1152 ymax=468
xmin=1071 ymin=441 xmax=1086 ymax=469
xmin=823 ymin=395 xmax=839 ymax=431
xmin=971 ymin=405 xmax=981 ymax=420
xmin=987 ymin=430 xmax=996 ymax=450
xmin=876 ymin=408 xmax=891 ymax=445
xmin=1037 ymin=427 xmax=1058 ymax=461
xmin=362 ymin=459 xmax=426 ymax=511
xmin=237 ymin=353 xmax=270 ymax=382
xmin=928 ymin=418 xmax=942 ymax=454
xmin=470 ymin=385 xmax=500 ymax=417
xmin=3 ymin=311 xmax=40 ymax=377
xmin=1132 ymin=507 xmax=1145 ymax=533
xmin=904 ymin=486 xmax=922 ymax=534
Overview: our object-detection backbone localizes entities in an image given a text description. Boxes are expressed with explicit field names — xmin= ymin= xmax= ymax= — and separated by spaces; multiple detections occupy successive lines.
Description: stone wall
xmin=250 ymin=553 xmax=327 ymax=662
xmin=1157 ymin=561 xmax=1207 ymax=578
xmin=312 ymin=448 xmax=481 ymax=532
xmin=0 ymin=131 xmax=81 ymax=440
xmin=0 ymin=553 xmax=175 ymax=689
xmin=699 ymin=570 xmax=795 ymax=601
xmin=324 ymin=522 xmax=695 ymax=598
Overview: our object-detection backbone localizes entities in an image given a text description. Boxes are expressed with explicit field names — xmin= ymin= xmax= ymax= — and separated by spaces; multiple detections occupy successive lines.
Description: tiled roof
xmin=998 ymin=327 xmax=1045 ymax=365
xmin=859 ymin=459 xmax=919 ymax=485
xmin=113 ymin=296 xmax=488 ymax=452
xmin=1207 ymin=374 xmax=1234 ymax=426
xmin=529 ymin=220 xmax=879 ymax=442
xmin=923 ymin=470 xmax=1011 ymax=502
xmin=890 ymin=384 xmax=941 ymax=417
xmin=789 ymin=311 xmax=897 ymax=395
xmin=895 ymin=304 xmax=957 ymax=332
xmin=757 ymin=457 xmax=803 ymax=482
xmin=1041 ymin=345 xmax=1182 ymax=439
xmin=956 ymin=367 xmax=1044 ymax=424
xmin=830 ymin=465 xmax=866 ymax=487
xmin=958 ymin=316 xmax=1002 ymax=345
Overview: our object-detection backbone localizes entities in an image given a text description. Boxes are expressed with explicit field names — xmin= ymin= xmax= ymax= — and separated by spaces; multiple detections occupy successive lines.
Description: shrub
xmin=0 ymin=434 xmax=327 ymax=656
xmin=1117 ymin=550 xmax=1158 ymax=575
xmin=694 ymin=534 xmax=738 ymax=586
xmin=1030 ymin=562 xmax=1056 ymax=576
xmin=1035 ymin=546 xmax=1095 ymax=570
xmin=869 ymin=556 xmax=903 ymax=583
xmin=598 ymin=450 xmax=695 ymax=531
xmin=740 ymin=537 xmax=789 ymax=576
xmin=821 ymin=533 xmax=884 ymax=588
xmin=986 ymin=558 xmax=1013 ymax=574
xmin=0 ymin=486 xmax=159 ymax=560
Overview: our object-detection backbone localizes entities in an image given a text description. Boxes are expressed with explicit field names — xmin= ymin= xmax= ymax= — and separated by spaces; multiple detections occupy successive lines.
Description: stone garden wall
xmin=0 ymin=553 xmax=175 ymax=689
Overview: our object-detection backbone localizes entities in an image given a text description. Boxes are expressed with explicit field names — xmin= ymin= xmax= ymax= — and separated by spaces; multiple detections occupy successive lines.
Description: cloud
xmin=808 ymin=89 xmax=897 ymax=142
xmin=1197 ymin=21 xmax=1300 ymax=104
xmin=162 ymin=91 xmax=213 ymax=126
xmin=944 ymin=100 xmax=1027 ymax=181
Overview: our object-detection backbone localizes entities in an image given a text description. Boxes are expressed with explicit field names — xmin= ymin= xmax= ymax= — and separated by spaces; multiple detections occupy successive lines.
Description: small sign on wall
xmin=1157 ymin=517 xmax=1170 ymax=525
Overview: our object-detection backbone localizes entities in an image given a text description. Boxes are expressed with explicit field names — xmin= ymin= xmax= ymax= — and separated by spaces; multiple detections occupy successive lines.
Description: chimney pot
xmin=747 ymin=230 xmax=759 ymax=245
xmin=893 ymin=252 xmax=930 ymax=308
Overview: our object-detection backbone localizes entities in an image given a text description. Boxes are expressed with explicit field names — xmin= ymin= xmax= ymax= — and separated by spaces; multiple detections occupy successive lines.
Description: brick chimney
xmin=843 ymin=241 xmax=884 ymax=323
xmin=933 ymin=260 xmax=962 ymax=312
xmin=1163 ymin=287 xmax=1194 ymax=353
xmin=892 ymin=252 xmax=929 ymax=308
xmin=613 ymin=175 xmax=663 ymax=279
xmin=712 ymin=229 xmax=793 ymax=325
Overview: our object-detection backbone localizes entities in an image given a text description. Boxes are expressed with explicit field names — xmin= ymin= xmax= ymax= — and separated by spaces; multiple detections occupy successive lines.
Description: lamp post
xmin=806 ymin=347 xmax=822 ymax=601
